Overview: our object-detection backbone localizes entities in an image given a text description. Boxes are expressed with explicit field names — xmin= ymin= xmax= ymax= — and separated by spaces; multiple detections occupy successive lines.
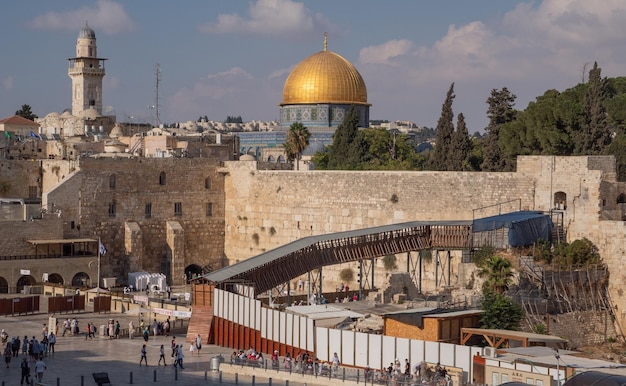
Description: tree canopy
xmin=15 ymin=104 xmax=38 ymax=121
xmin=284 ymin=122 xmax=311 ymax=170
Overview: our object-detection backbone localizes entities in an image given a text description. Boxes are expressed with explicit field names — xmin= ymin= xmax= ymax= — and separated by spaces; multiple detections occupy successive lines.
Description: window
xmin=554 ymin=191 xmax=567 ymax=210
xmin=205 ymin=177 xmax=211 ymax=190
xmin=206 ymin=202 xmax=213 ymax=217
xmin=174 ymin=202 xmax=182 ymax=217
xmin=145 ymin=203 xmax=152 ymax=219
xmin=28 ymin=186 xmax=38 ymax=198
xmin=70 ymin=221 xmax=75 ymax=229
xmin=108 ymin=200 xmax=116 ymax=218
xmin=159 ymin=171 xmax=166 ymax=185
xmin=109 ymin=174 xmax=116 ymax=190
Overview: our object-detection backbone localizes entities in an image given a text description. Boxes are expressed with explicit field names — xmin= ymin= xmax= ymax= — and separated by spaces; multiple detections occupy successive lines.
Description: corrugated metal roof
xmin=204 ymin=219 xmax=472 ymax=284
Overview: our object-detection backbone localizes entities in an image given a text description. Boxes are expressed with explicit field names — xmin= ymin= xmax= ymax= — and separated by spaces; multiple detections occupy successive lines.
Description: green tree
xmin=284 ymin=122 xmax=311 ymax=170
xmin=449 ymin=113 xmax=473 ymax=170
xmin=360 ymin=128 xmax=425 ymax=170
xmin=481 ymin=88 xmax=516 ymax=171
xmin=477 ymin=255 xmax=515 ymax=294
xmin=15 ymin=104 xmax=38 ymax=121
xmin=577 ymin=62 xmax=610 ymax=155
xmin=431 ymin=83 xmax=455 ymax=171
xmin=326 ymin=106 xmax=366 ymax=169
xmin=310 ymin=151 xmax=329 ymax=169
xmin=480 ymin=290 xmax=523 ymax=331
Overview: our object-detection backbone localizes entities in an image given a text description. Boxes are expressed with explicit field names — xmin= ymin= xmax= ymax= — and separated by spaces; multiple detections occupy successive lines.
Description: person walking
xmin=170 ymin=336 xmax=177 ymax=357
xmin=176 ymin=345 xmax=185 ymax=369
xmin=48 ymin=332 xmax=56 ymax=353
xmin=195 ymin=334 xmax=202 ymax=355
xmin=34 ymin=357 xmax=46 ymax=382
xmin=20 ymin=357 xmax=30 ymax=385
xmin=158 ymin=344 xmax=166 ymax=366
xmin=4 ymin=344 xmax=12 ymax=368
xmin=128 ymin=321 xmax=134 ymax=339
xmin=139 ymin=344 xmax=148 ymax=366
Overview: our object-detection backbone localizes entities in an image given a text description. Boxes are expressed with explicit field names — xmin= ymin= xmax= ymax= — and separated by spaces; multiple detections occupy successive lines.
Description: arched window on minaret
xmin=109 ymin=174 xmax=116 ymax=190
xmin=159 ymin=171 xmax=166 ymax=185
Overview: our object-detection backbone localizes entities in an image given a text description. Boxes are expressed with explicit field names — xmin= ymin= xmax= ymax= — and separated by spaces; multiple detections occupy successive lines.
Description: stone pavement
xmin=0 ymin=310 xmax=336 ymax=386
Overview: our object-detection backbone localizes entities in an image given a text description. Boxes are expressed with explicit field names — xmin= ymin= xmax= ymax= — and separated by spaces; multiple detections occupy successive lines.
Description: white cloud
xmin=359 ymin=39 xmax=414 ymax=65
xmin=2 ymin=77 xmax=14 ymax=91
xmin=198 ymin=0 xmax=334 ymax=38
xmin=207 ymin=67 xmax=253 ymax=81
xmin=28 ymin=0 xmax=134 ymax=35
xmin=357 ymin=0 xmax=626 ymax=130
xmin=269 ymin=67 xmax=293 ymax=80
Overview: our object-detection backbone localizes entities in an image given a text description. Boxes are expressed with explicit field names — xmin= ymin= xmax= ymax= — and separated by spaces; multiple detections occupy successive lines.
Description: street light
xmin=554 ymin=348 xmax=561 ymax=386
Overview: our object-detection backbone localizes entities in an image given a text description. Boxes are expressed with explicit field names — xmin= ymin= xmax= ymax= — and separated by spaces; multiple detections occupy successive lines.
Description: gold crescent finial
xmin=324 ymin=32 xmax=327 ymax=51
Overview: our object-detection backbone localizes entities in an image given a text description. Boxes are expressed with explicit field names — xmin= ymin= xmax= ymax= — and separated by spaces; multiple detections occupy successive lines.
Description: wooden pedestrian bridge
xmin=202 ymin=220 xmax=473 ymax=295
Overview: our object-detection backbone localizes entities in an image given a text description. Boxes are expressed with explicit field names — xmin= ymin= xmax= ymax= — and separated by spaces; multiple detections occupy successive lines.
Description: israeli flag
xmin=99 ymin=241 xmax=107 ymax=256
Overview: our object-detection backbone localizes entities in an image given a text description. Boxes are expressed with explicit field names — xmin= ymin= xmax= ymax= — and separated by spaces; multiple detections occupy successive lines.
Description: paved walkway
xmin=0 ymin=310 xmax=328 ymax=386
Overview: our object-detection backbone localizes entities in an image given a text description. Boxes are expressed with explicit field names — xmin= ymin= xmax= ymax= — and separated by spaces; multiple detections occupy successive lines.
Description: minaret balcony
xmin=68 ymin=67 xmax=105 ymax=76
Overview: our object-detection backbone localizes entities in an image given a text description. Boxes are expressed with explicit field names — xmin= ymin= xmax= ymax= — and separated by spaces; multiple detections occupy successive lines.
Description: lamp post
xmin=554 ymin=349 xmax=561 ymax=386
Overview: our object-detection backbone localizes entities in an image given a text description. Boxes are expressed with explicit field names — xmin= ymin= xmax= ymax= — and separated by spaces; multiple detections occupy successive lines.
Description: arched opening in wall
xmin=0 ymin=276 xmax=8 ymax=293
xmin=277 ymin=155 xmax=285 ymax=163
xmin=109 ymin=174 xmax=116 ymax=190
xmin=159 ymin=171 xmax=166 ymax=185
xmin=267 ymin=155 xmax=275 ymax=162
xmin=205 ymin=177 xmax=211 ymax=190
xmin=16 ymin=275 xmax=36 ymax=293
xmin=48 ymin=273 xmax=64 ymax=285
xmin=617 ymin=193 xmax=626 ymax=204
xmin=71 ymin=272 xmax=90 ymax=287
xmin=185 ymin=264 xmax=202 ymax=283
xmin=554 ymin=191 xmax=567 ymax=210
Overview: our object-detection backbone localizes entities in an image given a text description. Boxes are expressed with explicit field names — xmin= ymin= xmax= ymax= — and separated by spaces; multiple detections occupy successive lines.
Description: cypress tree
xmin=577 ymin=62 xmax=610 ymax=154
xmin=481 ymin=87 xmax=516 ymax=171
xmin=450 ymin=113 xmax=473 ymax=170
xmin=432 ymin=83 xmax=455 ymax=171
xmin=327 ymin=106 xmax=366 ymax=169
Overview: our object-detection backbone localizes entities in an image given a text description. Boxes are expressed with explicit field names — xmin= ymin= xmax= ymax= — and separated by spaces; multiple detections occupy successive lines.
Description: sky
xmin=2 ymin=0 xmax=626 ymax=133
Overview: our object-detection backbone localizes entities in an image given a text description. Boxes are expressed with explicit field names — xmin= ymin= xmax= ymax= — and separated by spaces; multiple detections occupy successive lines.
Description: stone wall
xmin=540 ymin=310 xmax=617 ymax=348
xmin=223 ymin=161 xmax=536 ymax=264
xmin=0 ymin=159 xmax=41 ymax=198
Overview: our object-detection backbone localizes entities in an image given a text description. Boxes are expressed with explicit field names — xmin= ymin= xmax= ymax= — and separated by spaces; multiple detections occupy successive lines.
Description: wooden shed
xmin=383 ymin=308 xmax=482 ymax=343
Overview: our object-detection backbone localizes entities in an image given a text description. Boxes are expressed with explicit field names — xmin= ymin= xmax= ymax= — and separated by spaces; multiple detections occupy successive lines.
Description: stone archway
xmin=71 ymin=272 xmax=90 ymax=287
xmin=0 ymin=276 xmax=8 ymax=293
xmin=16 ymin=275 xmax=36 ymax=293
xmin=185 ymin=264 xmax=202 ymax=282
xmin=48 ymin=273 xmax=64 ymax=285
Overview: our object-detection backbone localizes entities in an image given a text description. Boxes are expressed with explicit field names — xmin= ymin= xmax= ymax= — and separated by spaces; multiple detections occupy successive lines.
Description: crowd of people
xmin=1 ymin=327 xmax=51 ymax=384
xmin=363 ymin=359 xmax=451 ymax=384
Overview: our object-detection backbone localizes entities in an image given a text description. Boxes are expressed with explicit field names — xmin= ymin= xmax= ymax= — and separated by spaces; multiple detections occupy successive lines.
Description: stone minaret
xmin=68 ymin=22 xmax=107 ymax=117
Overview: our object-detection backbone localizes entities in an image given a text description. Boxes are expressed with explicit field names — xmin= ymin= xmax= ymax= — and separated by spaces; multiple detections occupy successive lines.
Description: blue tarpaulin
xmin=473 ymin=211 xmax=553 ymax=247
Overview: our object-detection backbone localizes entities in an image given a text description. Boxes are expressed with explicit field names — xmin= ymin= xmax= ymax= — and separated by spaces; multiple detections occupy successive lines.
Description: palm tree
xmin=477 ymin=255 xmax=514 ymax=294
xmin=284 ymin=122 xmax=311 ymax=170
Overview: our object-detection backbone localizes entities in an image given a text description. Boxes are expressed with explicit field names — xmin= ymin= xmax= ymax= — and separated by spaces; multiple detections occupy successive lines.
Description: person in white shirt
xmin=35 ymin=358 xmax=46 ymax=382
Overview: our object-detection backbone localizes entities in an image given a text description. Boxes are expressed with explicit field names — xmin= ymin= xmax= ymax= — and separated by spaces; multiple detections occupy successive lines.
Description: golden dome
xmin=281 ymin=45 xmax=368 ymax=106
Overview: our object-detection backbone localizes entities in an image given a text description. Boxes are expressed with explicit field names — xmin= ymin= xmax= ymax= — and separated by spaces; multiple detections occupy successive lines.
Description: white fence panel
xmin=273 ymin=310 xmax=281 ymax=343
xmin=354 ymin=332 xmax=369 ymax=368
xmin=410 ymin=339 xmax=425 ymax=365
xmin=254 ymin=299 xmax=261 ymax=330
xmin=237 ymin=294 xmax=244 ymax=324
xmin=306 ymin=318 xmax=314 ymax=351
xmin=382 ymin=335 xmax=396 ymax=369
xmin=326 ymin=329 xmax=341 ymax=362
xmin=279 ymin=312 xmax=287 ymax=344
xmin=440 ymin=343 xmax=455 ymax=367
xmin=341 ymin=330 xmax=355 ymax=366
xmin=300 ymin=317 xmax=307 ymax=351
xmin=286 ymin=313 xmax=293 ymax=346
xmin=214 ymin=288 xmax=221 ymax=318
xmin=368 ymin=334 xmax=383 ymax=370
xmin=316 ymin=327 xmax=329 ymax=361
xmin=396 ymin=337 xmax=410 ymax=365
xmin=425 ymin=341 xmax=439 ymax=364
xmin=243 ymin=297 xmax=250 ymax=327
xmin=261 ymin=307 xmax=268 ymax=339
xmin=455 ymin=344 xmax=472 ymax=383
xmin=227 ymin=292 xmax=234 ymax=322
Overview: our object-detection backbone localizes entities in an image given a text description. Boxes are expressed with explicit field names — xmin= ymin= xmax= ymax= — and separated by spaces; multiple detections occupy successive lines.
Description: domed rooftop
xmin=79 ymin=22 xmax=96 ymax=39
xmin=280 ymin=36 xmax=368 ymax=106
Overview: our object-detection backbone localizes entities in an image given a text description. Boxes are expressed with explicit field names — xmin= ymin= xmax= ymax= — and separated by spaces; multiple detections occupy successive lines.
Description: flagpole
xmin=97 ymin=237 xmax=101 ymax=289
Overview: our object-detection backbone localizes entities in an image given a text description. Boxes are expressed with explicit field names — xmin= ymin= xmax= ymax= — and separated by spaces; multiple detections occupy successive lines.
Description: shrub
xmin=383 ymin=255 xmax=397 ymax=270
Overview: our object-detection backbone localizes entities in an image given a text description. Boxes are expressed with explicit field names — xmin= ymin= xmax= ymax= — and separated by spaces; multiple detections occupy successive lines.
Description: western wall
xmin=222 ymin=155 xmax=626 ymax=335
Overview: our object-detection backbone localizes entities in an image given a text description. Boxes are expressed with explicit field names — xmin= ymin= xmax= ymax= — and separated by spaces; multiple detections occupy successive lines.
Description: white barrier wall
xmin=213 ymin=288 xmax=479 ymax=381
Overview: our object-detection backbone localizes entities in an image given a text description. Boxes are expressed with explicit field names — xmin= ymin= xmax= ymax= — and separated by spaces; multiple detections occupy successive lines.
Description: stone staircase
xmin=186 ymin=304 xmax=214 ymax=345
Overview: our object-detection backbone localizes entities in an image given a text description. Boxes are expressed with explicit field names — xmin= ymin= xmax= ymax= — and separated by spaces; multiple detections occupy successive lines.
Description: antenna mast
xmin=154 ymin=63 xmax=161 ymax=125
